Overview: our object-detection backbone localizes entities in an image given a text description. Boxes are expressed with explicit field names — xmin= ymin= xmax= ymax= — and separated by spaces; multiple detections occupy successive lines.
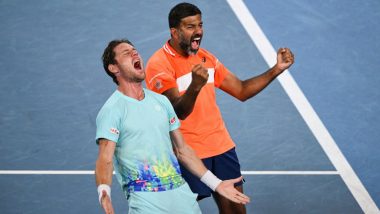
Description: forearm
xmin=166 ymin=85 xmax=201 ymax=120
xmin=176 ymin=145 xmax=223 ymax=192
xmin=238 ymin=47 xmax=294 ymax=101
xmin=170 ymin=130 xmax=207 ymax=177
xmin=95 ymin=158 xmax=113 ymax=186
xmin=239 ymin=65 xmax=282 ymax=101
xmin=170 ymin=129 xmax=226 ymax=192
xmin=176 ymin=145 xmax=207 ymax=178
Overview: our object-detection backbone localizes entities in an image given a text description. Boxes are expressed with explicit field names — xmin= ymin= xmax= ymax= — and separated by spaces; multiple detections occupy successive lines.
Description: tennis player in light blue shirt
xmin=95 ymin=39 xmax=249 ymax=214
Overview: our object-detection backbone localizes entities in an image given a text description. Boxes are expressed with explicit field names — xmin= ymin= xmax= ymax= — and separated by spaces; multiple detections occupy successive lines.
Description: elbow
xmin=177 ymin=113 xmax=189 ymax=120
xmin=236 ymin=93 xmax=249 ymax=102
xmin=235 ymin=89 xmax=258 ymax=102
xmin=175 ymin=150 xmax=186 ymax=164
xmin=174 ymin=147 xmax=193 ymax=164
xmin=174 ymin=106 xmax=191 ymax=120
xmin=231 ymin=87 xmax=249 ymax=102
xmin=238 ymin=96 xmax=248 ymax=102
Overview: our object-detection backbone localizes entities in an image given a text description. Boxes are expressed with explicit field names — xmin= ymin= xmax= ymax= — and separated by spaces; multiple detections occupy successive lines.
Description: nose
xmin=195 ymin=25 xmax=203 ymax=35
xmin=131 ymin=49 xmax=139 ymax=57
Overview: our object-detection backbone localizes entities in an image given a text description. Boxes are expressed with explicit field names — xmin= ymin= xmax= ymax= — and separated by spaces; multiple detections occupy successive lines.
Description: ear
xmin=108 ymin=64 xmax=120 ymax=76
xmin=170 ymin=27 xmax=178 ymax=39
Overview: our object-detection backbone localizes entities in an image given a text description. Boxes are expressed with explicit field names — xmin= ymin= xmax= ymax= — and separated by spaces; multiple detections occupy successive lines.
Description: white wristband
xmin=97 ymin=184 xmax=111 ymax=205
xmin=200 ymin=170 xmax=222 ymax=191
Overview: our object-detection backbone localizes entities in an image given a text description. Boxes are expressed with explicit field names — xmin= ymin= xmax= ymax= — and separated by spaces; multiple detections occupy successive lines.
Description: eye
xmin=123 ymin=50 xmax=134 ymax=56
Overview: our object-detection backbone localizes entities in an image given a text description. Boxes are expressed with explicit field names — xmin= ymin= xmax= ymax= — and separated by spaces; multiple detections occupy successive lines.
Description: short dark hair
xmin=102 ymin=39 xmax=134 ymax=85
xmin=168 ymin=2 xmax=202 ymax=28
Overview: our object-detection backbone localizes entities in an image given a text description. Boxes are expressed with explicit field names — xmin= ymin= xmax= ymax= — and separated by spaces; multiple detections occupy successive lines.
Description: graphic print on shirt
xmin=120 ymin=151 xmax=184 ymax=193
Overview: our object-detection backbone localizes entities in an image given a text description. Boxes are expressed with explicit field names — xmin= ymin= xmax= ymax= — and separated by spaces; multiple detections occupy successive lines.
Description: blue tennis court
xmin=0 ymin=0 xmax=379 ymax=213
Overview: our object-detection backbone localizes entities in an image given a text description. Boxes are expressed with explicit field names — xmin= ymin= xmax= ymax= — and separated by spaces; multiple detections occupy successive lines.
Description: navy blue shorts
xmin=179 ymin=147 xmax=243 ymax=200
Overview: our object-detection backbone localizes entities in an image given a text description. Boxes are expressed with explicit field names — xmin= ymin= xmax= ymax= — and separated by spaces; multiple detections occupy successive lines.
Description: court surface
xmin=0 ymin=0 xmax=379 ymax=213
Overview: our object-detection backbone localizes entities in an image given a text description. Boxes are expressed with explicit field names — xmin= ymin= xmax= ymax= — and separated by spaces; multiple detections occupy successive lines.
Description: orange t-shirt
xmin=145 ymin=41 xmax=235 ymax=159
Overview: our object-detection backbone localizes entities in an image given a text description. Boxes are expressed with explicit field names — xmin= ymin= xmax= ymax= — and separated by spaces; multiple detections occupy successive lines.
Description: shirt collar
xmin=163 ymin=40 xmax=177 ymax=57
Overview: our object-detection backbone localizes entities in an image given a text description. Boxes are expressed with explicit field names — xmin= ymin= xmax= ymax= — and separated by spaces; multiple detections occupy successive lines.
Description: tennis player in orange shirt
xmin=145 ymin=3 xmax=294 ymax=214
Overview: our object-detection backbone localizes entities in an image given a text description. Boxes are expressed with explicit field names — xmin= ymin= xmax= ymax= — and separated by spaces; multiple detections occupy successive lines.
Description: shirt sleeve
xmin=214 ymin=57 xmax=232 ymax=88
xmin=95 ymin=107 xmax=120 ymax=144
xmin=161 ymin=95 xmax=180 ymax=131
xmin=145 ymin=52 xmax=178 ymax=94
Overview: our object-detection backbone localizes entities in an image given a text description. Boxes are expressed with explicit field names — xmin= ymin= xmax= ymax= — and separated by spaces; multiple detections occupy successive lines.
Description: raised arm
xmin=220 ymin=47 xmax=294 ymax=101
xmin=163 ymin=64 xmax=209 ymax=120
xmin=95 ymin=139 xmax=116 ymax=214
xmin=170 ymin=129 xmax=250 ymax=204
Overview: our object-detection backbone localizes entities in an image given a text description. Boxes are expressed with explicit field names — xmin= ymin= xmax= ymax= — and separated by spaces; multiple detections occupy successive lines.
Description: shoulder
xmin=145 ymin=89 xmax=171 ymax=105
xmin=96 ymin=91 xmax=124 ymax=120
xmin=147 ymin=47 xmax=168 ymax=66
xmin=146 ymin=47 xmax=174 ymax=76
xmin=198 ymin=48 xmax=217 ymax=59
xmin=145 ymin=89 xmax=167 ymax=100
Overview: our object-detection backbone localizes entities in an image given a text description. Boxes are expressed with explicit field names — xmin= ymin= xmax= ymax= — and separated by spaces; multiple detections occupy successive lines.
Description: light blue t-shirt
xmin=96 ymin=89 xmax=185 ymax=195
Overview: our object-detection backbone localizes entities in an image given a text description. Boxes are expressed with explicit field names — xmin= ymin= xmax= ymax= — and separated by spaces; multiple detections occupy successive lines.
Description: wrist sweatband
xmin=200 ymin=170 xmax=222 ymax=191
xmin=97 ymin=184 xmax=111 ymax=205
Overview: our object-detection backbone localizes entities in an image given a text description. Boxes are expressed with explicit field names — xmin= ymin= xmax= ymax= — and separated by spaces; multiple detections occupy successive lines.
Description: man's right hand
xmin=100 ymin=190 xmax=115 ymax=214
xmin=190 ymin=64 xmax=209 ymax=91
xmin=215 ymin=176 xmax=250 ymax=205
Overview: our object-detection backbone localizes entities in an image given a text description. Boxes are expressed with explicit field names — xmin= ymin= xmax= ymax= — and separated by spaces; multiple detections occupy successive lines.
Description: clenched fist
xmin=275 ymin=47 xmax=294 ymax=71
xmin=190 ymin=64 xmax=209 ymax=91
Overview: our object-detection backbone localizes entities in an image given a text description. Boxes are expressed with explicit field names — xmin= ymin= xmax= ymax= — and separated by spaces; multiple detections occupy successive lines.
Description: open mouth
xmin=133 ymin=60 xmax=142 ymax=70
xmin=191 ymin=36 xmax=201 ymax=50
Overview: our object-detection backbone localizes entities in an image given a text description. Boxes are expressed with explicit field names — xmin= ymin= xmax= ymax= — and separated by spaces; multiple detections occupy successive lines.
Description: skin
xmin=95 ymin=42 xmax=251 ymax=214
xmin=164 ymin=14 xmax=295 ymax=214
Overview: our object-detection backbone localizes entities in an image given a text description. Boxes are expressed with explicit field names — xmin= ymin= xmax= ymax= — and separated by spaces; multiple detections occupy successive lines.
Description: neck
xmin=117 ymin=82 xmax=145 ymax=101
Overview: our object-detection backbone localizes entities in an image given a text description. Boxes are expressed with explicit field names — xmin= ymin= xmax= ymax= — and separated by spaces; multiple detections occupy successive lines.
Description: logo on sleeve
xmin=110 ymin=128 xmax=120 ymax=135
xmin=154 ymin=80 xmax=163 ymax=90
xmin=169 ymin=117 xmax=176 ymax=125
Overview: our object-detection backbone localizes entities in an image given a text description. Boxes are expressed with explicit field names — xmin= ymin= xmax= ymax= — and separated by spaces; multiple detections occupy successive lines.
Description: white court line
xmin=0 ymin=170 xmax=338 ymax=175
xmin=226 ymin=0 xmax=379 ymax=213
xmin=0 ymin=170 xmax=95 ymax=175
xmin=242 ymin=171 xmax=339 ymax=175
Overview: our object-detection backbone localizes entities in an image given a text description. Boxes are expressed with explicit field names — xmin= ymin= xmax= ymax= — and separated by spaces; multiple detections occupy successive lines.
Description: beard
xmin=178 ymin=32 xmax=202 ymax=56
xmin=131 ymin=70 xmax=146 ymax=83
